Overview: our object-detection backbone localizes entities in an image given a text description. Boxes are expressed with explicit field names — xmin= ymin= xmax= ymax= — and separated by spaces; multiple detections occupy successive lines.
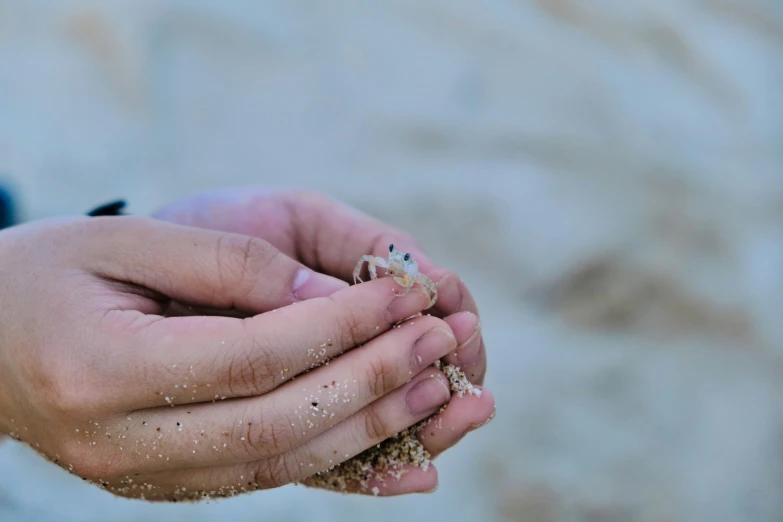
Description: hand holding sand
xmin=0 ymin=216 xmax=465 ymax=500
xmin=154 ymin=188 xmax=496 ymax=495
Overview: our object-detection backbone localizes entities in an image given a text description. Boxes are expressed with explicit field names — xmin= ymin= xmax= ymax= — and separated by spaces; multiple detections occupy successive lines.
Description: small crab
xmin=353 ymin=244 xmax=438 ymax=307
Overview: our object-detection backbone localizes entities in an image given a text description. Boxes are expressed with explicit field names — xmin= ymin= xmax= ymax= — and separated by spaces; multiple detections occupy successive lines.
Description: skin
xmin=0 ymin=189 xmax=494 ymax=501
xmin=152 ymin=188 xmax=495 ymax=495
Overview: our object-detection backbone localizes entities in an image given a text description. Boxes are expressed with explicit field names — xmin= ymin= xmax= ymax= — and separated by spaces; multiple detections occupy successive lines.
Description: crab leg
xmin=415 ymin=274 xmax=438 ymax=307
xmin=352 ymin=256 xmax=388 ymax=284
xmin=369 ymin=257 xmax=388 ymax=280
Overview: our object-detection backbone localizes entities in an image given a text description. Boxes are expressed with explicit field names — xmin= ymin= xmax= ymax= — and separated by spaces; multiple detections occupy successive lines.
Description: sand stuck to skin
xmin=305 ymin=361 xmax=481 ymax=494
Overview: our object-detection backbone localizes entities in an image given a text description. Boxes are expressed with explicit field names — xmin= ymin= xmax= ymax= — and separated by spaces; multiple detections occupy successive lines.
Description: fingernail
xmin=413 ymin=328 xmax=456 ymax=369
xmin=407 ymin=376 xmax=450 ymax=415
xmin=457 ymin=315 xmax=481 ymax=365
xmin=293 ymin=268 xmax=348 ymax=300
xmin=386 ymin=288 xmax=431 ymax=323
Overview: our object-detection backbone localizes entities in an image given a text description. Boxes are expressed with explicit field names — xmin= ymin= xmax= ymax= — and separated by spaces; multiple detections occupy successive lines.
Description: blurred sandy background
xmin=1 ymin=1 xmax=782 ymax=521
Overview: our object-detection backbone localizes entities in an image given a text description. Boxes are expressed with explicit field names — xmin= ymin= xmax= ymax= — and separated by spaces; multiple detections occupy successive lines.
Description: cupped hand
xmin=153 ymin=188 xmax=496 ymax=496
xmin=0 ymin=216 xmax=466 ymax=501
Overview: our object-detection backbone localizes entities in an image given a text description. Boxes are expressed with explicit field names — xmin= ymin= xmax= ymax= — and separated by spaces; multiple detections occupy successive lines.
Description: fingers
xmin=305 ymin=379 xmax=496 ymax=498
xmin=312 ymin=385 xmax=495 ymax=497
xmin=105 ymin=276 xmax=432 ymax=410
xmin=264 ymin=191 xmax=489 ymax=384
xmin=108 ymin=369 xmax=449 ymax=501
xmin=417 ymin=388 xmax=495 ymax=458
xmin=100 ymin=316 xmax=455 ymax=475
xmin=304 ymin=466 xmax=439 ymax=496
xmin=152 ymin=188 xmax=488 ymax=384
xmin=277 ymin=190 xmax=441 ymax=281
xmin=152 ymin=188 xmax=437 ymax=283
xmin=317 ymin=388 xmax=495 ymax=497
xmin=83 ymin=217 xmax=347 ymax=314
xmin=412 ymin=311 xmax=494 ymax=460
xmin=433 ymin=285 xmax=485 ymax=384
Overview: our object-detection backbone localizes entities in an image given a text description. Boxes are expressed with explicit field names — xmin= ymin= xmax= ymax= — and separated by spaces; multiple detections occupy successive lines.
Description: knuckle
xmin=364 ymin=357 xmax=397 ymax=400
xmin=31 ymin=368 xmax=66 ymax=415
xmin=217 ymin=234 xmax=277 ymax=296
xmin=224 ymin=334 xmax=281 ymax=397
xmin=334 ymin=306 xmax=367 ymax=349
xmin=235 ymin=417 xmax=294 ymax=459
xmin=58 ymin=440 xmax=122 ymax=481
xmin=251 ymin=453 xmax=298 ymax=489
xmin=362 ymin=404 xmax=391 ymax=442
xmin=51 ymin=388 xmax=90 ymax=418
xmin=34 ymin=363 xmax=95 ymax=419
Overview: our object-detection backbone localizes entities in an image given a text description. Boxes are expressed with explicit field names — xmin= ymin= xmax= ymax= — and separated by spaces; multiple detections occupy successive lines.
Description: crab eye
xmin=389 ymin=244 xmax=394 ymax=252
xmin=404 ymin=253 xmax=410 ymax=261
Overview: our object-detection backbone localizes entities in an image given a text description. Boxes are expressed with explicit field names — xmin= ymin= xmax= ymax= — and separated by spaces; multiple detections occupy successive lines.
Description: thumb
xmin=83 ymin=216 xmax=347 ymax=313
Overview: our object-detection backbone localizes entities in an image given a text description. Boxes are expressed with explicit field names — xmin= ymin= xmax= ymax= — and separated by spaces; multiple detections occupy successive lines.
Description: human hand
xmin=153 ymin=187 xmax=496 ymax=495
xmin=0 ymin=216 xmax=464 ymax=500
